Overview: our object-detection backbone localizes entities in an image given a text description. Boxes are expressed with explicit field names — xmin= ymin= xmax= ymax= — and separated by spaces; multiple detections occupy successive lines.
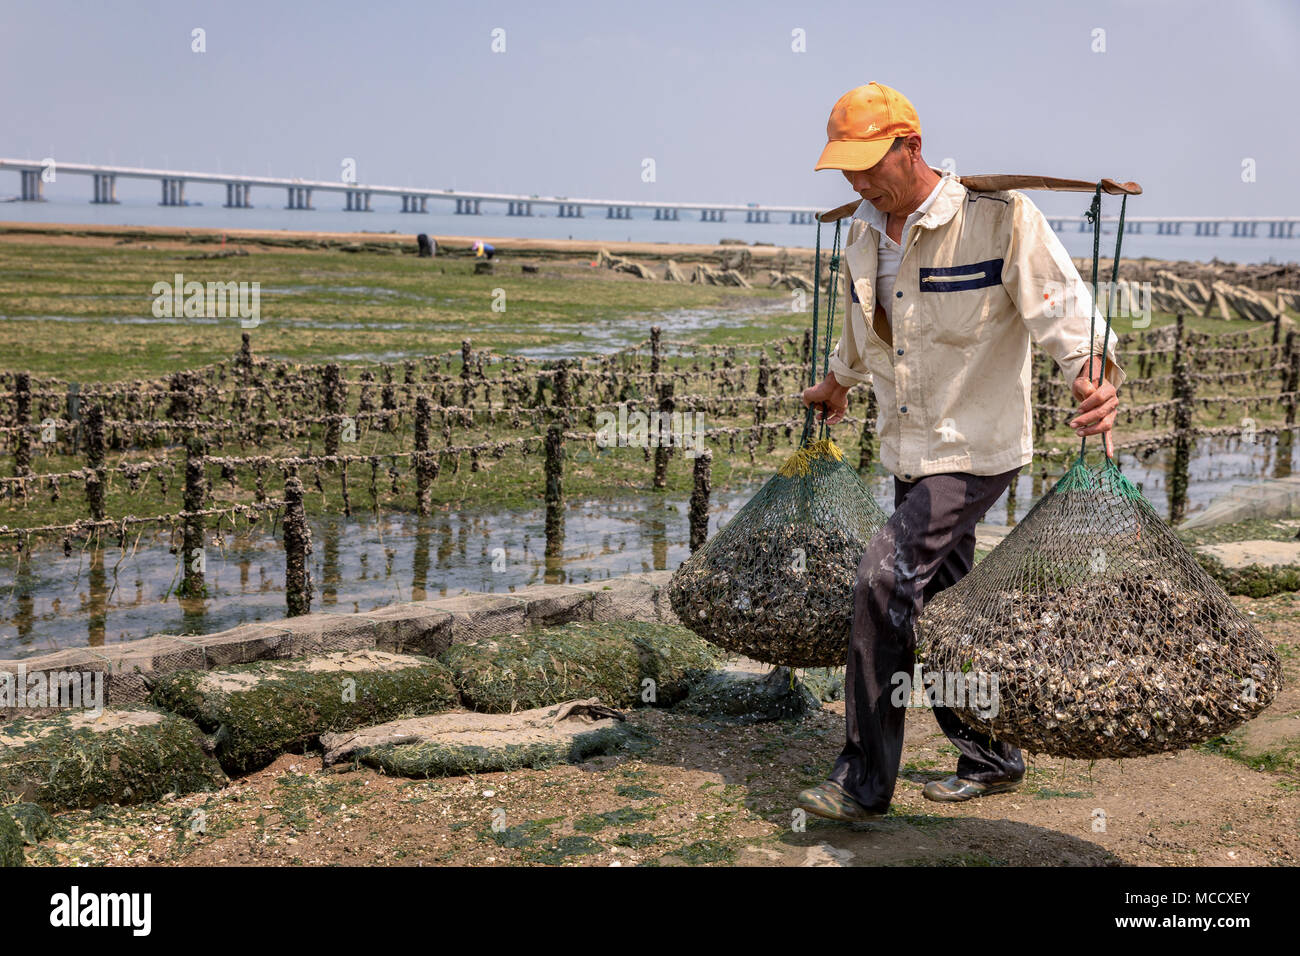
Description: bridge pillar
xmin=19 ymin=169 xmax=44 ymax=201
xmin=160 ymin=178 xmax=185 ymax=206
xmin=1130 ymin=221 xmax=1140 ymax=233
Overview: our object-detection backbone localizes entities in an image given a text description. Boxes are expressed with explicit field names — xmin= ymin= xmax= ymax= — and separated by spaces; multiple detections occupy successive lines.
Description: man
xmin=796 ymin=83 xmax=1124 ymax=822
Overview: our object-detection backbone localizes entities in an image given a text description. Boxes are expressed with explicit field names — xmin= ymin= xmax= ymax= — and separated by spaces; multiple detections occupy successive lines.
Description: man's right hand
xmin=800 ymin=374 xmax=851 ymax=426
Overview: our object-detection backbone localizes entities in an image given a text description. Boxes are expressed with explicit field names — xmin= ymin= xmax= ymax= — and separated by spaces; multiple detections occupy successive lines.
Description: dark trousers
xmin=829 ymin=467 xmax=1025 ymax=813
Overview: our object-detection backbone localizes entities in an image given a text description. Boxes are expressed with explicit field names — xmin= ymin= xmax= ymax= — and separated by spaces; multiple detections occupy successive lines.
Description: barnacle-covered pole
xmin=1169 ymin=315 xmax=1194 ymax=525
xmin=84 ymin=403 xmax=106 ymax=522
xmin=858 ymin=388 xmax=877 ymax=472
xmin=179 ymin=435 xmax=207 ymax=598
xmin=653 ymin=380 xmax=674 ymax=489
xmin=13 ymin=372 xmax=31 ymax=491
xmin=1285 ymin=330 xmax=1300 ymax=429
xmin=689 ymin=447 xmax=712 ymax=552
xmin=283 ymin=475 xmax=313 ymax=616
xmin=544 ymin=422 xmax=565 ymax=557
xmin=414 ymin=395 xmax=432 ymax=517
xmin=323 ymin=363 xmax=342 ymax=459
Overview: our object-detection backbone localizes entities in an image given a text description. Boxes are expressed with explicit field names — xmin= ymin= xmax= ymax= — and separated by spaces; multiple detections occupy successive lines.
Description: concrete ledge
xmin=508 ymin=585 xmax=596 ymax=627
xmin=415 ymin=593 xmax=531 ymax=642
xmin=1 ymin=571 xmax=682 ymax=722
xmin=570 ymin=577 xmax=658 ymax=622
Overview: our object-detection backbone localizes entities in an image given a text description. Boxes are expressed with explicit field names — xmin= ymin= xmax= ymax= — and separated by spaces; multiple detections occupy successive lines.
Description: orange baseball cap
xmin=814 ymin=82 xmax=922 ymax=171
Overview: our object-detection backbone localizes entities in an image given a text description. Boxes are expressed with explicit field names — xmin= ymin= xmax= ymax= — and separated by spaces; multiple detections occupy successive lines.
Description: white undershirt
xmin=872 ymin=177 xmax=946 ymax=326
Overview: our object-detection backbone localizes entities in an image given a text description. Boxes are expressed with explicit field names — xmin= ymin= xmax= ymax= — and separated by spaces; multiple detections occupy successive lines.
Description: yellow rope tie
xmin=777 ymin=438 xmax=844 ymax=478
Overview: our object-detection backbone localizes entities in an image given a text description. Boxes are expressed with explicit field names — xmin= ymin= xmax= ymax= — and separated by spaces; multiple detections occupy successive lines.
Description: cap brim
xmin=814 ymin=138 xmax=892 ymax=172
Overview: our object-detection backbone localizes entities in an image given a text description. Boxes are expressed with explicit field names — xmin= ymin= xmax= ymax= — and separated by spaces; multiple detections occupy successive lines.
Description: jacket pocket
xmin=918 ymin=257 xmax=1004 ymax=293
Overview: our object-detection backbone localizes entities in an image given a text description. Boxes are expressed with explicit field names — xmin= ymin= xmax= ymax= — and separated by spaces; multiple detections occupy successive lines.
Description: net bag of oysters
xmin=916 ymin=455 xmax=1282 ymax=758
xmin=667 ymin=433 xmax=888 ymax=667
xmin=918 ymin=182 xmax=1281 ymax=759
xmin=667 ymin=217 xmax=889 ymax=667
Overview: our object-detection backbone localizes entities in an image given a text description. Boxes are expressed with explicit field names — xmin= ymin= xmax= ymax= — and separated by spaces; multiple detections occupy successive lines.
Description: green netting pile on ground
xmin=0 ymin=808 xmax=24 ymax=867
xmin=918 ymin=458 xmax=1284 ymax=759
xmin=0 ymin=802 xmax=54 ymax=867
xmin=320 ymin=699 xmax=649 ymax=777
xmin=2 ymin=802 xmax=54 ymax=846
xmin=0 ymin=708 xmax=226 ymax=810
xmin=673 ymin=665 xmax=821 ymax=724
xmin=668 ymin=438 xmax=889 ymax=667
xmin=149 ymin=650 xmax=459 ymax=774
xmin=439 ymin=621 xmax=721 ymax=713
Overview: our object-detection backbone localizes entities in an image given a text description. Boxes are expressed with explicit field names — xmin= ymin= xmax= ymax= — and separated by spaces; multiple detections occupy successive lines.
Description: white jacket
xmin=827 ymin=172 xmax=1126 ymax=479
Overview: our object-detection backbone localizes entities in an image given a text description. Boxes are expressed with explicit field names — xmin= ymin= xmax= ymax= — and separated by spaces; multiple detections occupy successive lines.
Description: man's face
xmin=841 ymin=140 xmax=915 ymax=216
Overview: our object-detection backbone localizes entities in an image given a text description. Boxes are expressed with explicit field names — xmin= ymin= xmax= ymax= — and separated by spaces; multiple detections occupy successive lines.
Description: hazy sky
xmin=3 ymin=0 xmax=1298 ymax=216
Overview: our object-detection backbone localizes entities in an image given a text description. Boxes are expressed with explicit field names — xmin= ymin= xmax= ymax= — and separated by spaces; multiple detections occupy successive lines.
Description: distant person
xmin=472 ymin=240 xmax=495 ymax=260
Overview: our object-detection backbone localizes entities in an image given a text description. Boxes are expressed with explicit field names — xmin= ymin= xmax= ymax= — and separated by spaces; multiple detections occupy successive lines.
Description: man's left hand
xmin=1070 ymin=356 xmax=1119 ymax=457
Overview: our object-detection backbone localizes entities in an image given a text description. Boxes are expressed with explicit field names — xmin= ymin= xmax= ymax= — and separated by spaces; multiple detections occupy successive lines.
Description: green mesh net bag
xmin=916 ymin=185 xmax=1282 ymax=759
xmin=916 ymin=457 xmax=1282 ymax=758
xmin=668 ymin=217 xmax=889 ymax=667
xmin=668 ymin=437 xmax=889 ymax=667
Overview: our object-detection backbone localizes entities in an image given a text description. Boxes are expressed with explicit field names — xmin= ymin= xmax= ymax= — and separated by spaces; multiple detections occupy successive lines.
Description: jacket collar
xmin=850 ymin=168 xmax=966 ymax=238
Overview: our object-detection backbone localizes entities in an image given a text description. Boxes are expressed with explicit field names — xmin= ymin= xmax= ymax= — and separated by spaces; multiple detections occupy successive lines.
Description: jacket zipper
xmin=921 ymin=268 xmax=989 ymax=284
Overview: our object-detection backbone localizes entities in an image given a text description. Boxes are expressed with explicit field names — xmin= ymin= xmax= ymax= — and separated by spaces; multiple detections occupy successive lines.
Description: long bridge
xmin=2 ymin=159 xmax=1298 ymax=238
